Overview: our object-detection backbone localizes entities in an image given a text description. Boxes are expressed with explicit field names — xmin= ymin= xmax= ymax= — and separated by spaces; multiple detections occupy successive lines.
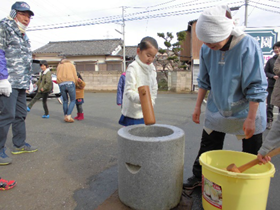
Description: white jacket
xmin=121 ymin=55 xmax=158 ymax=119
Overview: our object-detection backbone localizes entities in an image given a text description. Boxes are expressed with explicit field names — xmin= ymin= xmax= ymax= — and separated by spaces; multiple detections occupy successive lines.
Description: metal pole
xmin=244 ymin=0 xmax=248 ymax=27
xmin=122 ymin=6 xmax=126 ymax=72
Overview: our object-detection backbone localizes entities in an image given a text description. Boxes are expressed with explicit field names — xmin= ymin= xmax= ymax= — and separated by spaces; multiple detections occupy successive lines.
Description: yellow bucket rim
xmin=199 ymin=150 xmax=275 ymax=179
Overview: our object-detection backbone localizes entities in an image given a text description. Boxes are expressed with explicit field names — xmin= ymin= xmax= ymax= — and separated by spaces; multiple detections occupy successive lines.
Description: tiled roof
xmin=33 ymin=39 xmax=123 ymax=56
xmin=118 ymin=46 xmax=137 ymax=58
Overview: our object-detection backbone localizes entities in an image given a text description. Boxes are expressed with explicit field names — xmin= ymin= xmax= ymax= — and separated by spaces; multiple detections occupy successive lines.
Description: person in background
xmin=117 ymin=72 xmax=126 ymax=107
xmin=56 ymin=59 xmax=78 ymax=123
xmin=74 ymin=72 xmax=86 ymax=121
xmin=0 ymin=177 xmax=17 ymax=191
xmin=264 ymin=41 xmax=280 ymax=130
xmin=119 ymin=36 xmax=158 ymax=126
xmin=57 ymin=95 xmax=63 ymax=104
xmin=27 ymin=60 xmax=52 ymax=118
xmin=0 ymin=1 xmax=38 ymax=165
xmin=258 ymin=48 xmax=280 ymax=163
xmin=183 ymin=5 xmax=267 ymax=190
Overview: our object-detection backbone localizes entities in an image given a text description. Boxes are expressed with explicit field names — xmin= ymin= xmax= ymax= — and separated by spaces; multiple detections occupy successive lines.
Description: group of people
xmin=0 ymin=1 xmax=279 ymax=193
xmin=116 ymin=5 xmax=280 ymax=190
xmin=0 ymin=1 xmax=86 ymax=190
xmin=26 ymin=59 xmax=86 ymax=122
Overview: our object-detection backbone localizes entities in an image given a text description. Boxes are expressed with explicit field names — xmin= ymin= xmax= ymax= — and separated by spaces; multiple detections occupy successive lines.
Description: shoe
xmin=0 ymin=178 xmax=17 ymax=191
xmin=74 ymin=113 xmax=80 ymax=120
xmin=11 ymin=143 xmax=38 ymax=155
xmin=64 ymin=115 xmax=74 ymax=123
xmin=27 ymin=107 xmax=30 ymax=112
xmin=0 ymin=148 xmax=12 ymax=165
xmin=183 ymin=175 xmax=202 ymax=190
xmin=266 ymin=121 xmax=272 ymax=130
xmin=42 ymin=115 xmax=50 ymax=119
xmin=57 ymin=97 xmax=62 ymax=105
xmin=77 ymin=113 xmax=84 ymax=121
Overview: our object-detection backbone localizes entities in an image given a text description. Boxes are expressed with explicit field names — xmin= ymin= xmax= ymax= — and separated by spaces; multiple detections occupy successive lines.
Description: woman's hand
xmin=192 ymin=107 xmax=201 ymax=124
xmin=243 ymin=118 xmax=255 ymax=139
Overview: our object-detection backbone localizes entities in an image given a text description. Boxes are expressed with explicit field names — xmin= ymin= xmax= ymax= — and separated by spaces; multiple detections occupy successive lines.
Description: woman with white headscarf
xmin=184 ymin=5 xmax=268 ymax=189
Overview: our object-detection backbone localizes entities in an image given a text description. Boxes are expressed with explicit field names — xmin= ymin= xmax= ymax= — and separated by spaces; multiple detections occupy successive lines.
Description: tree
xmin=155 ymin=31 xmax=188 ymax=77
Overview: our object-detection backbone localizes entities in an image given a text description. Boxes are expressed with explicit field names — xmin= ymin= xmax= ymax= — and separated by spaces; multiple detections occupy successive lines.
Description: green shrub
xmin=158 ymin=79 xmax=168 ymax=91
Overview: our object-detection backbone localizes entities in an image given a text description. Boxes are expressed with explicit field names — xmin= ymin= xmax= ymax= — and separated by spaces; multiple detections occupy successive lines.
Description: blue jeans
xmin=0 ymin=89 xmax=27 ymax=151
xmin=59 ymin=82 xmax=76 ymax=116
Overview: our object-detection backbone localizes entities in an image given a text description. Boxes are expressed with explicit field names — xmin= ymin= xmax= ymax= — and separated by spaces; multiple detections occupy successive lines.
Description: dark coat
xmin=37 ymin=69 xmax=52 ymax=93
xmin=271 ymin=56 xmax=280 ymax=107
xmin=265 ymin=55 xmax=278 ymax=88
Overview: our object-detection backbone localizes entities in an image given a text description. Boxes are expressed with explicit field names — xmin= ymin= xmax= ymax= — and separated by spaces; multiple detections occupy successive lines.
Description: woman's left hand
xmin=243 ymin=118 xmax=255 ymax=139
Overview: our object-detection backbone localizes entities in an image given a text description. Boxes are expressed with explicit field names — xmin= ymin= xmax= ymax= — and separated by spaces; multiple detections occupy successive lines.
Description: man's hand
xmin=0 ymin=79 xmax=12 ymax=97
xmin=257 ymin=153 xmax=271 ymax=165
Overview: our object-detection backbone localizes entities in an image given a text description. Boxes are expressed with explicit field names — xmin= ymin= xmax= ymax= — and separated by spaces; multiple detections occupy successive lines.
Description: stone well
xmin=118 ymin=124 xmax=185 ymax=210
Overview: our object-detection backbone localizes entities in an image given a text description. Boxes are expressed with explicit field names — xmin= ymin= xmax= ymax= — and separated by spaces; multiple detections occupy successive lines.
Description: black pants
xmin=267 ymin=87 xmax=274 ymax=122
xmin=76 ymin=104 xmax=83 ymax=113
xmin=28 ymin=92 xmax=49 ymax=115
xmin=192 ymin=129 xmax=263 ymax=178
xmin=266 ymin=87 xmax=280 ymax=122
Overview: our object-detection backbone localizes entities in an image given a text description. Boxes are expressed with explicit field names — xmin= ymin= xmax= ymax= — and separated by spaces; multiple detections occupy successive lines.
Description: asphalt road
xmin=0 ymin=92 xmax=279 ymax=210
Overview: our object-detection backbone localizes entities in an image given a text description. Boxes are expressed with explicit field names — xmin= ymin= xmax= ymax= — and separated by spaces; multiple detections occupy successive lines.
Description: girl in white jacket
xmin=119 ymin=36 xmax=158 ymax=126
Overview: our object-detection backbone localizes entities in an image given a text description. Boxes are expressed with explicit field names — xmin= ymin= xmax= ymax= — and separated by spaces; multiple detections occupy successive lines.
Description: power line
xmin=28 ymin=1 xmax=243 ymax=31
xmin=28 ymin=0 xmax=222 ymax=29
xmin=249 ymin=0 xmax=280 ymax=10
xmin=267 ymin=0 xmax=280 ymax=3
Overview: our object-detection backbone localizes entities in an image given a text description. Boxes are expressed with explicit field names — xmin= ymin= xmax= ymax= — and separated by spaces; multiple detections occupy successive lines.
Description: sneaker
xmin=0 ymin=178 xmax=17 ymax=191
xmin=266 ymin=121 xmax=272 ymax=130
xmin=0 ymin=148 xmax=12 ymax=165
xmin=42 ymin=115 xmax=50 ymax=119
xmin=27 ymin=107 xmax=30 ymax=112
xmin=183 ymin=175 xmax=202 ymax=190
xmin=11 ymin=143 xmax=38 ymax=155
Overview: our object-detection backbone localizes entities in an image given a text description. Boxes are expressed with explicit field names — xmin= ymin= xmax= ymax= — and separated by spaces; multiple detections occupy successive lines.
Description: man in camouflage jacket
xmin=0 ymin=2 xmax=38 ymax=165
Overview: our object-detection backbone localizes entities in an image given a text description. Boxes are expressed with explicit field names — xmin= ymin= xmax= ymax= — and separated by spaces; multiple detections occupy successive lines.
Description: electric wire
xmin=28 ymin=0 xmax=233 ymax=29
xmin=28 ymin=1 xmax=243 ymax=31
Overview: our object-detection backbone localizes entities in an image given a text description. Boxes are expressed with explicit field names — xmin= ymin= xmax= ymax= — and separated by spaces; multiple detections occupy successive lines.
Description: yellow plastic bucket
xmin=199 ymin=150 xmax=275 ymax=210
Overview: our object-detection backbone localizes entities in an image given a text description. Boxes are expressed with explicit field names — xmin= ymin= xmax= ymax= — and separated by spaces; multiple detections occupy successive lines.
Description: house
xmin=32 ymin=39 xmax=137 ymax=72
xmin=32 ymin=39 xmax=137 ymax=91
xmin=180 ymin=20 xmax=203 ymax=91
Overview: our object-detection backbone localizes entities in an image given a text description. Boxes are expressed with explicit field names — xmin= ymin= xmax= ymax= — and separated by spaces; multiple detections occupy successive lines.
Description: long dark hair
xmin=77 ymin=72 xmax=83 ymax=81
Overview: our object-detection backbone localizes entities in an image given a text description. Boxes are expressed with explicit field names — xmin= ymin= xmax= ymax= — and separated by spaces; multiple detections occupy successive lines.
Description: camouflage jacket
xmin=0 ymin=18 xmax=32 ymax=89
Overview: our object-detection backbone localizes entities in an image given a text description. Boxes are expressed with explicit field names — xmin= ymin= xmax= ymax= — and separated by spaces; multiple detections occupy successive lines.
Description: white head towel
xmin=196 ymin=5 xmax=245 ymax=43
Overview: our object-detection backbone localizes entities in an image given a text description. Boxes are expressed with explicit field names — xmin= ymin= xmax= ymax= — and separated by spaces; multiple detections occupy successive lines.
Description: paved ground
xmin=0 ymin=92 xmax=279 ymax=210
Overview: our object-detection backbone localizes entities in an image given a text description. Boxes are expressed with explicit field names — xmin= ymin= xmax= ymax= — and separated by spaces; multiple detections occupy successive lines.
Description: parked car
xmin=26 ymin=60 xmax=61 ymax=98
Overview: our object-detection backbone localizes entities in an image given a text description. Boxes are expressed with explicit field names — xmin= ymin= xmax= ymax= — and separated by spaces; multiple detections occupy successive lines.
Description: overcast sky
xmin=1 ymin=0 xmax=280 ymax=51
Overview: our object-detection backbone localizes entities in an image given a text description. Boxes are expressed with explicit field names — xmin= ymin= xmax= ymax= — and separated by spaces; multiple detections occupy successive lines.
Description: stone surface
xmin=118 ymin=124 xmax=185 ymax=210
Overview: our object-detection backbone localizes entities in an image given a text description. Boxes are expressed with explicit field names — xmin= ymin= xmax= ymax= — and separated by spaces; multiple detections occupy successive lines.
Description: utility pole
xmin=244 ymin=0 xmax=248 ymax=27
xmin=122 ymin=6 xmax=126 ymax=72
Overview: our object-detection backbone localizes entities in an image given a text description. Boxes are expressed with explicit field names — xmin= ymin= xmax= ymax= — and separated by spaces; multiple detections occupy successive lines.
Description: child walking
xmin=27 ymin=60 xmax=52 ymax=118
xmin=119 ymin=36 xmax=158 ymax=126
xmin=74 ymin=72 xmax=86 ymax=120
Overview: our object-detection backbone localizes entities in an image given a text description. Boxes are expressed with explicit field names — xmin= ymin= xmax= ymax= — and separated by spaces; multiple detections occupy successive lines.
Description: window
xmin=107 ymin=63 xmax=122 ymax=71
xmin=76 ymin=62 xmax=96 ymax=71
